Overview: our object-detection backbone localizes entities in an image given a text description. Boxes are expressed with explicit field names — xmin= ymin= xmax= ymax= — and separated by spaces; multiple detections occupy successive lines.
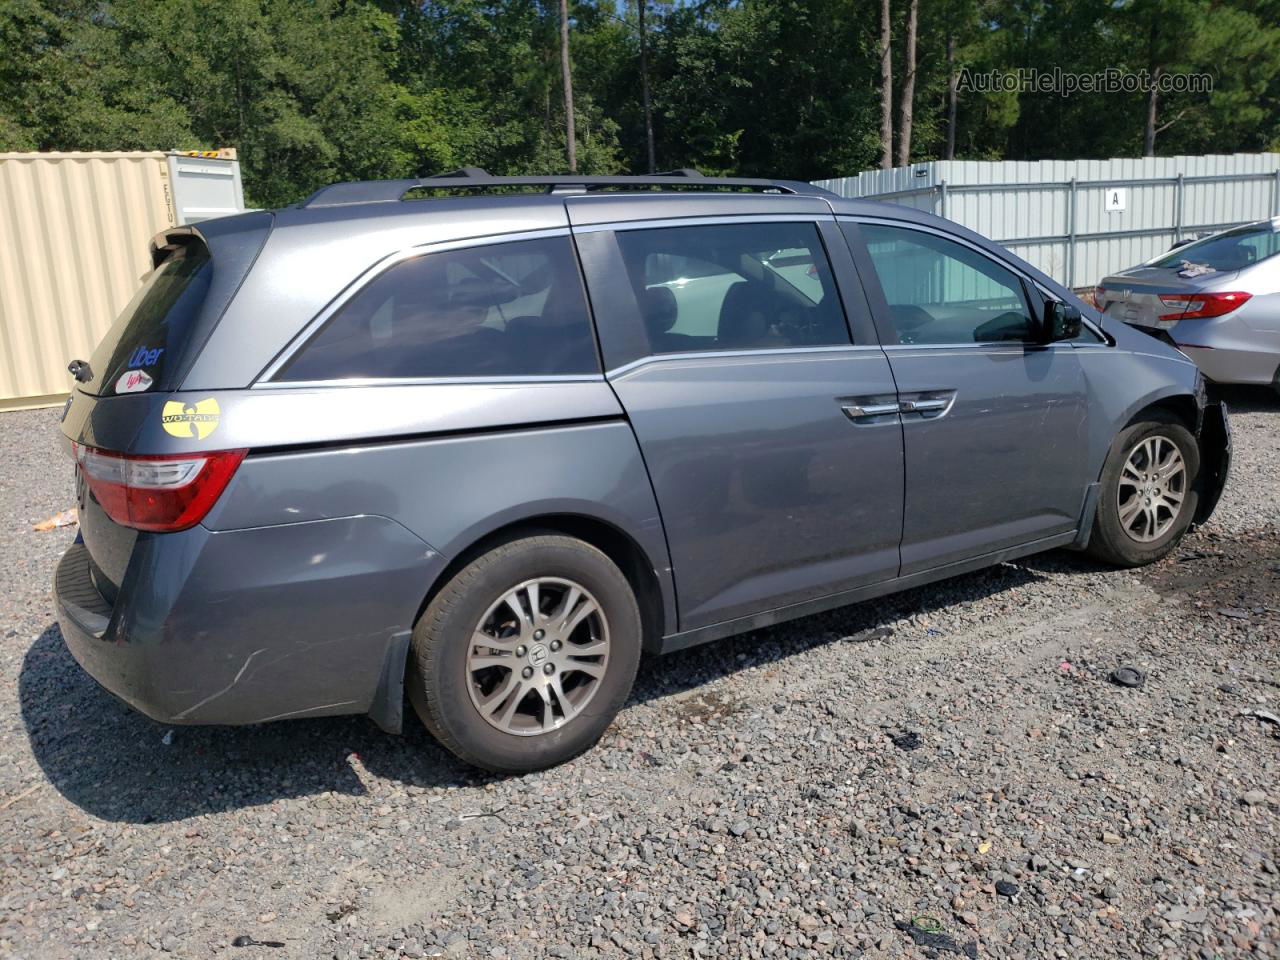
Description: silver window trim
xmin=879 ymin=342 xmax=1075 ymax=353
xmin=842 ymin=215 xmax=1109 ymax=344
xmin=606 ymin=343 xmax=885 ymax=379
xmin=255 ymin=226 xmax=579 ymax=385
xmin=572 ymin=212 xmax=834 ymax=234
xmin=256 ymin=374 xmax=606 ymax=390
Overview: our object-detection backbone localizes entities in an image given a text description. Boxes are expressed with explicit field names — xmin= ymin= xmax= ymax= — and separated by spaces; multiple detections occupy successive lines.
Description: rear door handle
xmin=840 ymin=397 xmax=900 ymax=424
xmin=842 ymin=402 xmax=899 ymax=419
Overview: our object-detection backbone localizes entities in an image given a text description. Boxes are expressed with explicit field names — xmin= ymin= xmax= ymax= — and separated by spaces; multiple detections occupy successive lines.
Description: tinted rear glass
xmin=86 ymin=245 xmax=212 ymax=396
xmin=275 ymin=236 xmax=599 ymax=381
xmin=613 ymin=222 xmax=850 ymax=355
xmin=1150 ymin=223 xmax=1280 ymax=272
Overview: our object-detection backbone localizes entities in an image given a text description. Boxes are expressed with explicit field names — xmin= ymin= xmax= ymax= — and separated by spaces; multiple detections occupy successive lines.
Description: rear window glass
xmin=613 ymin=222 xmax=850 ymax=355
xmin=88 ymin=245 xmax=212 ymax=395
xmin=1150 ymin=222 xmax=1280 ymax=272
xmin=275 ymin=236 xmax=599 ymax=382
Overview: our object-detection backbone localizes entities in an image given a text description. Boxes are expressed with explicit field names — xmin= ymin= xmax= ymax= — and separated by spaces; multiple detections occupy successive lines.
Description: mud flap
xmin=1192 ymin=401 xmax=1231 ymax=528
xmin=1070 ymin=482 xmax=1100 ymax=549
xmin=368 ymin=629 xmax=413 ymax=734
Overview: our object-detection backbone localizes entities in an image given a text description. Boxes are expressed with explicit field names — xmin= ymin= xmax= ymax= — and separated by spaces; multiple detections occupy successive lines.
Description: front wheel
xmin=1086 ymin=413 xmax=1200 ymax=567
xmin=408 ymin=534 xmax=642 ymax=773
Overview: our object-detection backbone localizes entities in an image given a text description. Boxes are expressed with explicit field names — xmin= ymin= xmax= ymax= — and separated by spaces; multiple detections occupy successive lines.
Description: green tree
xmin=4 ymin=0 xmax=1280 ymax=200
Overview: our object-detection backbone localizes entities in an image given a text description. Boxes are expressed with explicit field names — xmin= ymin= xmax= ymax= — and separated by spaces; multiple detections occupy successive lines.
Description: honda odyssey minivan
xmin=54 ymin=170 xmax=1230 ymax=772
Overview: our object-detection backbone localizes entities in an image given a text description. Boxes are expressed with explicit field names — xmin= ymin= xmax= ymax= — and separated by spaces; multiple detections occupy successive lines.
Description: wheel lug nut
xmin=550 ymin=640 xmax=562 ymax=652
xmin=522 ymin=666 xmax=534 ymax=679
xmin=516 ymin=645 xmax=527 ymax=657
xmin=534 ymin=629 xmax=545 ymax=640
xmin=543 ymin=663 xmax=555 ymax=675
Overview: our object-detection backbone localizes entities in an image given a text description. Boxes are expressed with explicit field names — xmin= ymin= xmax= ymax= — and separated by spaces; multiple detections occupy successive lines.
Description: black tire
xmin=408 ymin=534 xmax=642 ymax=773
xmin=1086 ymin=412 xmax=1200 ymax=568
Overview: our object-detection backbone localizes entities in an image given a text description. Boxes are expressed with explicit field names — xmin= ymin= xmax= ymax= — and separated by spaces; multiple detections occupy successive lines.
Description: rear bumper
xmin=56 ymin=543 xmax=153 ymax=716
xmin=1178 ymin=344 xmax=1279 ymax=386
xmin=54 ymin=516 xmax=442 ymax=729
xmin=1162 ymin=315 xmax=1280 ymax=385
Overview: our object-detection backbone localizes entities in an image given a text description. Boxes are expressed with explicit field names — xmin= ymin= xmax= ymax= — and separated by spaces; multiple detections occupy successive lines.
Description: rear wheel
xmin=408 ymin=534 xmax=642 ymax=773
xmin=1086 ymin=413 xmax=1200 ymax=567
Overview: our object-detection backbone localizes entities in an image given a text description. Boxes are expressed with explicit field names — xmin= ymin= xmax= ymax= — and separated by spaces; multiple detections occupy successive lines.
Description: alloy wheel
xmin=1117 ymin=435 xmax=1187 ymax=543
xmin=465 ymin=577 xmax=610 ymax=736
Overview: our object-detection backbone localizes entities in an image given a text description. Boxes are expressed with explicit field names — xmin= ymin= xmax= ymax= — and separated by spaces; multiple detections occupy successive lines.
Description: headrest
xmin=641 ymin=286 xmax=678 ymax=335
xmin=446 ymin=275 xmax=521 ymax=309
xmin=717 ymin=281 xmax=771 ymax=346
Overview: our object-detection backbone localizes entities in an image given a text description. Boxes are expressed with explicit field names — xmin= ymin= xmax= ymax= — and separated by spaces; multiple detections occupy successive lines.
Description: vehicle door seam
xmin=835 ymin=219 xmax=907 ymax=578
xmin=566 ymin=218 xmax=683 ymax=634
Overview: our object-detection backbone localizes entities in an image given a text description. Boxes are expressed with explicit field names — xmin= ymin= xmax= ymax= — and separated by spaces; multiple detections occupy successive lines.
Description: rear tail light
xmin=1157 ymin=291 xmax=1252 ymax=320
xmin=72 ymin=443 xmax=246 ymax=532
xmin=1093 ymin=285 xmax=1106 ymax=308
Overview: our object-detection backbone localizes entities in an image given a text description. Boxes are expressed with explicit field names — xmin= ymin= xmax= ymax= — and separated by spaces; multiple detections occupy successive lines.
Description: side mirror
xmin=1043 ymin=300 xmax=1082 ymax=342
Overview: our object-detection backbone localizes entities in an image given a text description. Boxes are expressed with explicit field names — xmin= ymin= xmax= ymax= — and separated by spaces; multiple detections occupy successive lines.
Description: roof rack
xmin=299 ymin=167 xmax=832 ymax=208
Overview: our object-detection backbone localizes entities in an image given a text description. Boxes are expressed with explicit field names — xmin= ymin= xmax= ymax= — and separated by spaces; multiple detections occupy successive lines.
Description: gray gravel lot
xmin=2 ymin=389 xmax=1278 ymax=960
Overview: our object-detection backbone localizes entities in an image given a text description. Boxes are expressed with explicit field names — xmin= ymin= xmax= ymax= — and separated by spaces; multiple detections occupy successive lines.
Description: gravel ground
xmin=2 ymin=389 xmax=1278 ymax=960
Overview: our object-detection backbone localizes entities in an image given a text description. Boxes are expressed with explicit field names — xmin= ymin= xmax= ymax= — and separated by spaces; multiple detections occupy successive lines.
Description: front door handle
xmin=899 ymin=398 xmax=948 ymax=413
xmin=899 ymin=390 xmax=957 ymax=420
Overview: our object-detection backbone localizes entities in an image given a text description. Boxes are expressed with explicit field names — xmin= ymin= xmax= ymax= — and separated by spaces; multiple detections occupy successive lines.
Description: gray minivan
xmin=54 ymin=171 xmax=1230 ymax=772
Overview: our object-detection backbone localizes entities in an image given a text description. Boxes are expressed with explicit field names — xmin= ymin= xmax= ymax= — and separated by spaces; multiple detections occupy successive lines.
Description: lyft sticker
xmin=115 ymin=369 xmax=154 ymax=394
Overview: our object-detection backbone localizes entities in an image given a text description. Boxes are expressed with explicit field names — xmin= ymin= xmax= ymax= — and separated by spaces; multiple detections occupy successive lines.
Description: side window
xmin=1238 ymin=230 xmax=1280 ymax=265
xmin=613 ymin=222 xmax=850 ymax=354
xmin=860 ymin=224 xmax=1036 ymax=345
xmin=275 ymin=236 xmax=598 ymax=381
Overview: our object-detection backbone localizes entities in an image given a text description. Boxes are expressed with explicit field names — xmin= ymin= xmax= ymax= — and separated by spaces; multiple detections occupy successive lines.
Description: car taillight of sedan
xmin=1157 ymin=291 xmax=1252 ymax=321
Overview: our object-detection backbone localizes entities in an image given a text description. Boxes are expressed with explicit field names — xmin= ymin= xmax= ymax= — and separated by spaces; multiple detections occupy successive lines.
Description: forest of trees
xmin=3 ymin=0 xmax=1280 ymax=207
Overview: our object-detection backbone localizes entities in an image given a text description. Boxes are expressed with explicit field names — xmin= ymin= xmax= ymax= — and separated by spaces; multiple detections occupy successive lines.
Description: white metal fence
xmin=815 ymin=153 xmax=1280 ymax=290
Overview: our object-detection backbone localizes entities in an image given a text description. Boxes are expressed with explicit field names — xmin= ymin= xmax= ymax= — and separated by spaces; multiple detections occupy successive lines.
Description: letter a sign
xmin=1105 ymin=188 xmax=1127 ymax=213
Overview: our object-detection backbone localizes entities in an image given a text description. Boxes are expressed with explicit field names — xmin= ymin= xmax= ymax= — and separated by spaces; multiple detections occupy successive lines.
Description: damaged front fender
xmin=1193 ymin=399 xmax=1231 ymax=528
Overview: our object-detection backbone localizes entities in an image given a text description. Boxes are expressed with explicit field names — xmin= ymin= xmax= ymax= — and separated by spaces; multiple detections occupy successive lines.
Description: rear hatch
xmin=79 ymin=241 xmax=212 ymax=399
xmin=62 ymin=213 xmax=272 ymax=601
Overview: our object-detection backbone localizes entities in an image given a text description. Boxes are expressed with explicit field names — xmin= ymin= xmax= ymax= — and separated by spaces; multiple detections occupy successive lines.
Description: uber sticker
xmin=128 ymin=345 xmax=165 ymax=367
xmin=161 ymin=398 xmax=220 ymax=439
xmin=115 ymin=369 xmax=154 ymax=394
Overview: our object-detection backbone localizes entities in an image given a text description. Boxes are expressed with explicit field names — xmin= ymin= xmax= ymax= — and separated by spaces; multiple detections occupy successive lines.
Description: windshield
xmin=85 ymin=245 xmax=212 ymax=396
xmin=1150 ymin=222 xmax=1280 ymax=272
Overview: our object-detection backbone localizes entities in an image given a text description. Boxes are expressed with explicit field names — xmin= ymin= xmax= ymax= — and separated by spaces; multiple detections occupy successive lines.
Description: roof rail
xmin=299 ymin=168 xmax=832 ymax=208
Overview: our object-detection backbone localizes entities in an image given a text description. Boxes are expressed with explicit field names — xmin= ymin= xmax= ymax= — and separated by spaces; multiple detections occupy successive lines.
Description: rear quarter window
xmin=87 ymin=245 xmax=212 ymax=395
xmin=275 ymin=236 xmax=600 ymax=382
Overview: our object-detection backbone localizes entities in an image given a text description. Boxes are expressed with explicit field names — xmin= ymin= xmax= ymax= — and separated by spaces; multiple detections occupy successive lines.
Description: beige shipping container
xmin=0 ymin=150 xmax=244 ymax=410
